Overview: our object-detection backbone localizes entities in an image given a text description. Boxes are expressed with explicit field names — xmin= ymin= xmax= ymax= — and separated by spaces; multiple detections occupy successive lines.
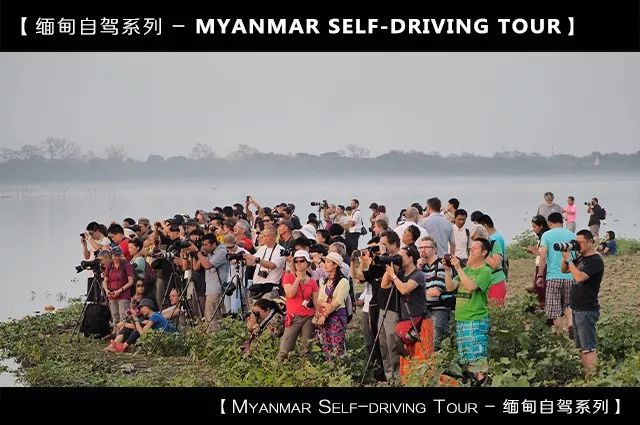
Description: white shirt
xmin=359 ymin=282 xmax=373 ymax=314
xmin=452 ymin=225 xmax=470 ymax=260
xmin=393 ymin=221 xmax=428 ymax=247
xmin=84 ymin=236 xmax=111 ymax=278
xmin=349 ymin=209 xmax=363 ymax=233
xmin=252 ymin=244 xmax=286 ymax=284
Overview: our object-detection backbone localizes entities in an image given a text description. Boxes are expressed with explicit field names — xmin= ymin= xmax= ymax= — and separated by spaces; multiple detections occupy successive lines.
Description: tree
xmin=345 ymin=144 xmax=370 ymax=158
xmin=19 ymin=144 xmax=45 ymax=161
xmin=228 ymin=144 xmax=260 ymax=160
xmin=105 ymin=145 xmax=127 ymax=161
xmin=41 ymin=137 xmax=81 ymax=160
xmin=190 ymin=143 xmax=216 ymax=160
xmin=0 ymin=148 xmax=19 ymax=162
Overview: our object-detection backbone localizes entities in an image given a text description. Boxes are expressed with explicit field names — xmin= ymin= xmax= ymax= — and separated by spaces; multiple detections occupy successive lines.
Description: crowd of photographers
xmin=78 ymin=193 xmax=605 ymax=382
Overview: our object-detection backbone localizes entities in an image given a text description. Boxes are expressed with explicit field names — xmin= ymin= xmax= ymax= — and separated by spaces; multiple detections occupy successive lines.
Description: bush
xmin=506 ymin=230 xmax=537 ymax=260
xmin=616 ymin=238 xmax=640 ymax=255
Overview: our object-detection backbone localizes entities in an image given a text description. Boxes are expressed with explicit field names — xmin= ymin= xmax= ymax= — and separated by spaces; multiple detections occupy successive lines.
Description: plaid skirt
xmin=456 ymin=319 xmax=489 ymax=365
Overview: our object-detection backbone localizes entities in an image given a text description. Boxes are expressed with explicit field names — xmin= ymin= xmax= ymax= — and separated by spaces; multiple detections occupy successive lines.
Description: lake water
xmin=1 ymin=174 xmax=638 ymax=323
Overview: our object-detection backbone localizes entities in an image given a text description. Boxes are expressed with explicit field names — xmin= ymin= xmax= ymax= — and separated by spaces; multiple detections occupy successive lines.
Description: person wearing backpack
xmin=315 ymin=252 xmax=351 ymax=357
xmin=102 ymin=246 xmax=134 ymax=337
xmin=476 ymin=215 xmax=508 ymax=307
xmin=587 ymin=197 xmax=605 ymax=241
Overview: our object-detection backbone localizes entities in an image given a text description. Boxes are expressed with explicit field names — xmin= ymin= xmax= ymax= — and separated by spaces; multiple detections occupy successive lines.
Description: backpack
xmin=598 ymin=208 xmax=606 ymax=221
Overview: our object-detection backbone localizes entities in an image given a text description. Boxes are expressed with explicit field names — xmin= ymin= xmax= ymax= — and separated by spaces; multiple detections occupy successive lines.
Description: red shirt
xmin=241 ymin=237 xmax=254 ymax=252
xmin=282 ymin=272 xmax=318 ymax=317
xmin=119 ymin=238 xmax=131 ymax=261
xmin=105 ymin=260 xmax=133 ymax=300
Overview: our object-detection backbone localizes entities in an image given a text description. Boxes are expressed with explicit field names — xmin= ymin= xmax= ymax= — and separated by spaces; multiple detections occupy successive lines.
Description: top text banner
xmin=1 ymin=2 xmax=639 ymax=51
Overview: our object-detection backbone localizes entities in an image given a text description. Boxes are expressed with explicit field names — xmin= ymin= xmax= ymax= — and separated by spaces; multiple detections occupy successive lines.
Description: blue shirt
xmin=149 ymin=312 xmax=177 ymax=332
xmin=540 ymin=227 xmax=576 ymax=280
xmin=606 ymin=240 xmax=617 ymax=255
xmin=489 ymin=232 xmax=507 ymax=284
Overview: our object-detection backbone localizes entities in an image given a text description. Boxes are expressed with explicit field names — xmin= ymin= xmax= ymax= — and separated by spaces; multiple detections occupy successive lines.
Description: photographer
xmin=102 ymin=246 xmax=134 ymax=337
xmin=352 ymin=237 xmax=387 ymax=381
xmin=278 ymin=250 xmax=319 ymax=360
xmin=223 ymin=234 xmax=249 ymax=314
xmin=539 ymin=212 xmax=576 ymax=334
xmin=376 ymin=230 xmax=402 ymax=381
xmin=315 ymin=252 xmax=351 ymax=358
xmin=587 ymin=198 xmax=605 ymax=241
xmin=243 ymin=225 xmax=286 ymax=301
xmin=277 ymin=219 xmax=297 ymax=252
xmin=180 ymin=228 xmax=206 ymax=317
xmin=443 ymin=238 xmax=493 ymax=386
xmin=194 ymin=233 xmax=230 ymax=330
xmin=382 ymin=244 xmax=431 ymax=380
xmin=417 ymin=237 xmax=452 ymax=349
xmin=243 ymin=298 xmax=285 ymax=356
xmin=81 ymin=222 xmax=111 ymax=302
xmin=560 ymin=229 xmax=604 ymax=376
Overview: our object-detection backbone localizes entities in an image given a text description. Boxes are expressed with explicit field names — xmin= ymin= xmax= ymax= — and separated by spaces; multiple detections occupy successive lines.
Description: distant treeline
xmin=0 ymin=138 xmax=639 ymax=182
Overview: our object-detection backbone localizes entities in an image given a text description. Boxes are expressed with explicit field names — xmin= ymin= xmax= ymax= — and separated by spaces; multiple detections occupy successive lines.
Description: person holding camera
xmin=381 ymin=244 xmax=431 ymax=379
xmin=102 ymin=246 xmax=134 ymax=337
xmin=243 ymin=225 xmax=286 ymax=301
xmin=539 ymin=212 xmax=576 ymax=334
xmin=243 ymin=298 xmax=285 ymax=356
xmin=315 ymin=252 xmax=351 ymax=357
xmin=222 ymin=234 xmax=250 ymax=315
xmin=193 ymin=233 xmax=229 ymax=330
xmin=374 ymin=231 xmax=403 ymax=380
xmin=586 ymin=197 xmax=605 ymax=241
xmin=560 ymin=229 xmax=604 ymax=376
xmin=81 ymin=222 xmax=111 ymax=302
xmin=443 ymin=238 xmax=493 ymax=386
xmin=277 ymin=250 xmax=319 ymax=360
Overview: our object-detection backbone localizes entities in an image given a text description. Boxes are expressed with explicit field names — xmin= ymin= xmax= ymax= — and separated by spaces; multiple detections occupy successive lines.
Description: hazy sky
xmin=1 ymin=53 xmax=639 ymax=159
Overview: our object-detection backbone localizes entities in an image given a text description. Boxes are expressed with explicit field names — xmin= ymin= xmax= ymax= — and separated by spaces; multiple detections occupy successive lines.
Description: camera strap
xmin=256 ymin=245 xmax=277 ymax=277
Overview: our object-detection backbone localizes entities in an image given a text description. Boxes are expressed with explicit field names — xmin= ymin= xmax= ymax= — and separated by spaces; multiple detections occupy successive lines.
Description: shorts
xmin=544 ymin=279 xmax=572 ymax=320
xmin=573 ymin=309 xmax=599 ymax=352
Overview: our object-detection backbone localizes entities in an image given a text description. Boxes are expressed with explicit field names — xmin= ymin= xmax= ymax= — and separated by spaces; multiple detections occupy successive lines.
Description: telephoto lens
xmin=553 ymin=240 xmax=579 ymax=252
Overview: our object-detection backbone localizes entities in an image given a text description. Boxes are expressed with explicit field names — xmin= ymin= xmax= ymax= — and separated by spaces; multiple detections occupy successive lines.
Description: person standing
xmin=560 ymin=229 xmax=604 ymax=377
xmin=452 ymin=209 xmax=470 ymax=266
xmin=475 ymin=215 xmax=508 ymax=306
xmin=537 ymin=192 xmax=563 ymax=221
xmin=563 ymin=196 xmax=577 ymax=233
xmin=538 ymin=212 xmax=576 ymax=335
xmin=587 ymin=198 xmax=605 ymax=241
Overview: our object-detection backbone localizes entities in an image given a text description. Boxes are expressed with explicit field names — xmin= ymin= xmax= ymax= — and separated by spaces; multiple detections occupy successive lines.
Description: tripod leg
xmin=360 ymin=287 xmax=395 ymax=385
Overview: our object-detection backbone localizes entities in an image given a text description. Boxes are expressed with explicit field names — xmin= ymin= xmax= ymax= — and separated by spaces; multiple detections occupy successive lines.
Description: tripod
xmin=70 ymin=273 xmax=107 ymax=343
xmin=202 ymin=259 xmax=248 ymax=332
xmin=159 ymin=262 xmax=200 ymax=326
xmin=360 ymin=285 xmax=396 ymax=385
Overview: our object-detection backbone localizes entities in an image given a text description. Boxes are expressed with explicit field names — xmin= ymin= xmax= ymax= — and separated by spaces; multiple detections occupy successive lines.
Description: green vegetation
xmin=2 ymin=241 xmax=640 ymax=387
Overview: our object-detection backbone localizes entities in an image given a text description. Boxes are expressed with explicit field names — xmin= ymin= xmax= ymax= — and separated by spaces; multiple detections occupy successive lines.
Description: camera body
xmin=75 ymin=259 xmax=101 ymax=274
xmin=281 ymin=248 xmax=293 ymax=257
xmin=584 ymin=202 xmax=591 ymax=206
xmin=257 ymin=270 xmax=269 ymax=279
xmin=553 ymin=240 xmax=580 ymax=252
xmin=443 ymin=253 xmax=453 ymax=268
xmin=375 ymin=254 xmax=402 ymax=267
xmin=302 ymin=298 xmax=314 ymax=309
xmin=226 ymin=252 xmax=245 ymax=262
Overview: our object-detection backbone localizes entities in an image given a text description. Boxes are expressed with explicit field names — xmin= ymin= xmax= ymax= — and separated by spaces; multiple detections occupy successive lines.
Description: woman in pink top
xmin=277 ymin=250 xmax=319 ymax=360
xmin=563 ymin=196 xmax=577 ymax=233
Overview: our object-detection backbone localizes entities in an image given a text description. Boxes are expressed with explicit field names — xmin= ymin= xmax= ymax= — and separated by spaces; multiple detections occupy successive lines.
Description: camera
xmin=281 ymin=248 xmax=293 ymax=257
xmin=351 ymin=250 xmax=361 ymax=260
xmin=366 ymin=245 xmax=381 ymax=255
xmin=75 ymin=259 xmax=101 ymax=273
xmin=584 ymin=202 xmax=591 ymax=206
xmin=310 ymin=200 xmax=328 ymax=208
xmin=191 ymin=240 xmax=202 ymax=250
xmin=224 ymin=281 xmax=237 ymax=296
xmin=257 ymin=270 xmax=269 ymax=279
xmin=302 ymin=298 xmax=314 ymax=309
xmin=553 ymin=240 xmax=580 ymax=252
xmin=443 ymin=253 xmax=453 ymax=267
xmin=375 ymin=254 xmax=402 ymax=266
xmin=171 ymin=239 xmax=192 ymax=250
xmin=226 ymin=252 xmax=245 ymax=262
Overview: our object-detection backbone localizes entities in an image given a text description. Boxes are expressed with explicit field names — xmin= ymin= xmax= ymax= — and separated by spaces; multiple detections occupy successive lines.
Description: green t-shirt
xmin=454 ymin=264 xmax=492 ymax=321
xmin=487 ymin=236 xmax=506 ymax=285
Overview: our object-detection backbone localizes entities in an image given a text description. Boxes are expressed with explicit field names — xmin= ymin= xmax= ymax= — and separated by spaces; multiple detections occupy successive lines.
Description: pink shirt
xmin=564 ymin=204 xmax=577 ymax=223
